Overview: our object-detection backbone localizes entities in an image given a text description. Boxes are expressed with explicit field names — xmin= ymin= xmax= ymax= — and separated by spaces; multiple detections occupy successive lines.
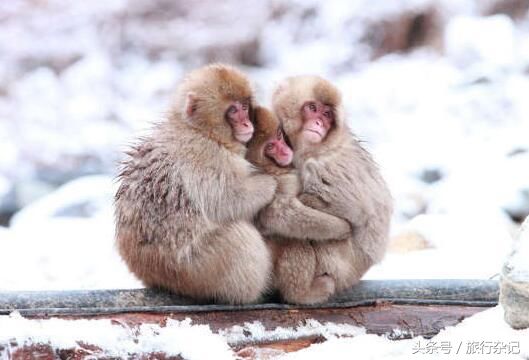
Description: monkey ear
xmin=185 ymin=92 xmax=197 ymax=117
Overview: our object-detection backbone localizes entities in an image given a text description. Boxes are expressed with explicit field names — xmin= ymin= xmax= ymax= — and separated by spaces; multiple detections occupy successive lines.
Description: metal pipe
xmin=0 ymin=279 xmax=499 ymax=317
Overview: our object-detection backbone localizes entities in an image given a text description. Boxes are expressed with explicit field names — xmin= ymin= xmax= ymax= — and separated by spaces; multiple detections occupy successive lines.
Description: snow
xmin=0 ymin=313 xmax=234 ymax=360
xmin=220 ymin=319 xmax=365 ymax=345
xmin=0 ymin=176 xmax=141 ymax=290
xmin=281 ymin=306 xmax=529 ymax=359
xmin=0 ymin=0 xmax=527 ymax=290
xmin=445 ymin=15 xmax=516 ymax=70
xmin=1 ymin=306 xmax=528 ymax=359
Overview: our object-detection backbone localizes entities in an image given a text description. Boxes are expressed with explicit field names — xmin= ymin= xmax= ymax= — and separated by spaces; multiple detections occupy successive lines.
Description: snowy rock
xmin=364 ymin=5 xmax=443 ymax=58
xmin=483 ymin=0 xmax=529 ymax=20
xmin=500 ymin=216 xmax=529 ymax=329
xmin=0 ymin=176 xmax=16 ymax=225
xmin=14 ymin=179 xmax=56 ymax=209
xmin=10 ymin=175 xmax=115 ymax=227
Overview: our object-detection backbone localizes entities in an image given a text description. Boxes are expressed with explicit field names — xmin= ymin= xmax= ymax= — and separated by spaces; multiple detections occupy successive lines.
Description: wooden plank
xmin=53 ymin=302 xmax=487 ymax=341
xmin=2 ymin=303 xmax=489 ymax=359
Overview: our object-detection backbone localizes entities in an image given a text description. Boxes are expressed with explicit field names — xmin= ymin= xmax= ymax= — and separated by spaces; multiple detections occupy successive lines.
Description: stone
xmin=500 ymin=216 xmax=529 ymax=329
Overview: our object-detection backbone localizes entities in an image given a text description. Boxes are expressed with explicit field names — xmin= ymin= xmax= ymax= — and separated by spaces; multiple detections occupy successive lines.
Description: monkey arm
xmin=258 ymin=196 xmax=351 ymax=241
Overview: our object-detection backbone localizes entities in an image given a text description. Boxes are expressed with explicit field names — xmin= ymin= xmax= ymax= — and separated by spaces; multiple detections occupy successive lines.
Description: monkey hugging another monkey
xmin=115 ymin=64 xmax=392 ymax=305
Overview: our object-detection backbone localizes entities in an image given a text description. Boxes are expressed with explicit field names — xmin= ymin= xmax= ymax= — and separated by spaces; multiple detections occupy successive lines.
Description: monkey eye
xmin=308 ymin=102 xmax=317 ymax=112
xmin=241 ymin=102 xmax=249 ymax=111
xmin=228 ymin=105 xmax=237 ymax=114
xmin=265 ymin=143 xmax=274 ymax=151
xmin=323 ymin=110 xmax=332 ymax=119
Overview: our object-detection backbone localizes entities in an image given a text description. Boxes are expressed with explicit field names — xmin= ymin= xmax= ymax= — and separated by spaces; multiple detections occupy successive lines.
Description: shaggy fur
xmin=271 ymin=75 xmax=393 ymax=296
xmin=115 ymin=64 xmax=276 ymax=304
xmin=246 ymin=106 xmax=351 ymax=304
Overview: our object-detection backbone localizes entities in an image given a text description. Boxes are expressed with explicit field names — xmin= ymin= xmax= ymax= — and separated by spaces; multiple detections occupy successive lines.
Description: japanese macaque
xmin=246 ymin=106 xmax=352 ymax=304
xmin=270 ymin=75 xmax=393 ymax=296
xmin=115 ymin=64 xmax=278 ymax=304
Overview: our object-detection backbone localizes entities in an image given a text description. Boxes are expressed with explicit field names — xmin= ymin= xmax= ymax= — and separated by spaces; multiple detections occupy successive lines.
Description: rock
xmin=14 ymin=180 xmax=56 ymax=210
xmin=0 ymin=176 xmax=17 ymax=226
xmin=420 ymin=167 xmax=443 ymax=184
xmin=483 ymin=0 xmax=529 ymax=20
xmin=364 ymin=6 xmax=443 ymax=59
xmin=10 ymin=175 xmax=114 ymax=228
xmin=500 ymin=216 xmax=529 ymax=329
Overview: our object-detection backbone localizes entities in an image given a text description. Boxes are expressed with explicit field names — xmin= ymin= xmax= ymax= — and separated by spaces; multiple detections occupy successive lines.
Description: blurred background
xmin=1 ymin=0 xmax=528 ymax=290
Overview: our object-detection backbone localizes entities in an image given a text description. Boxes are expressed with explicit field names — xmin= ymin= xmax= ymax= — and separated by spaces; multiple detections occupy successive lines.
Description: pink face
xmin=301 ymin=101 xmax=334 ymax=143
xmin=226 ymin=100 xmax=254 ymax=143
xmin=264 ymin=128 xmax=293 ymax=167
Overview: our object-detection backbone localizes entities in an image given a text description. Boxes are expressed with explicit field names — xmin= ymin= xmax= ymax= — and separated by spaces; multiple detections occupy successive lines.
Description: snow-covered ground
xmin=1 ymin=0 xmax=529 ymax=290
xmin=1 ymin=0 xmax=529 ymax=358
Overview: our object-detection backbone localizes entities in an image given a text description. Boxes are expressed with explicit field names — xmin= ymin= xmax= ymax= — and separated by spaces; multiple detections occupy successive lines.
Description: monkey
xmin=114 ymin=64 xmax=278 ymax=305
xmin=268 ymin=75 xmax=393 ymax=296
xmin=246 ymin=106 xmax=352 ymax=304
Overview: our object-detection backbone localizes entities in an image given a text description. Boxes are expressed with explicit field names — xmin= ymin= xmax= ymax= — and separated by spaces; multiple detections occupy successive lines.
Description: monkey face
xmin=300 ymin=100 xmax=334 ymax=144
xmin=264 ymin=128 xmax=293 ymax=167
xmin=226 ymin=100 xmax=254 ymax=143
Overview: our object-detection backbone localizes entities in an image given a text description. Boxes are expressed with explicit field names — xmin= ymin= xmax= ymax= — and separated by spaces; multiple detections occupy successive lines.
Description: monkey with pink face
xmin=249 ymin=76 xmax=393 ymax=304
xmin=115 ymin=64 xmax=277 ymax=305
xmin=247 ymin=106 xmax=353 ymax=304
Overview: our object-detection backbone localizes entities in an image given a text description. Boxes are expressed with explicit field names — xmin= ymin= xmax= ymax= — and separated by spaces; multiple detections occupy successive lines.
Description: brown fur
xmin=115 ymin=64 xmax=277 ymax=304
xmin=271 ymin=75 xmax=393 ymax=295
xmin=246 ymin=106 xmax=352 ymax=304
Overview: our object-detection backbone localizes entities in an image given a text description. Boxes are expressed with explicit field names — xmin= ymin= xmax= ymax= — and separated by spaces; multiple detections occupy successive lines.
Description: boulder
xmin=500 ymin=216 xmax=529 ymax=329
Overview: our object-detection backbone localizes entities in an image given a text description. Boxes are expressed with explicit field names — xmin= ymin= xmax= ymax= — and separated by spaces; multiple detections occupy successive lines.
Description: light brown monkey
xmin=246 ymin=106 xmax=352 ymax=304
xmin=114 ymin=64 xmax=277 ymax=304
xmin=268 ymin=75 xmax=393 ymax=295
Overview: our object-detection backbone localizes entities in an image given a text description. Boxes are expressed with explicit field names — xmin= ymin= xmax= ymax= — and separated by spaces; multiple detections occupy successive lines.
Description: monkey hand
xmin=276 ymin=173 xmax=301 ymax=196
xmin=298 ymin=192 xmax=328 ymax=209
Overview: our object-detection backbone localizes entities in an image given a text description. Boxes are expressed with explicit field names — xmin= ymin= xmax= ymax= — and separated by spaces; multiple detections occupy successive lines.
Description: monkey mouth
xmin=237 ymin=132 xmax=253 ymax=138
xmin=305 ymin=128 xmax=323 ymax=137
xmin=235 ymin=132 xmax=253 ymax=143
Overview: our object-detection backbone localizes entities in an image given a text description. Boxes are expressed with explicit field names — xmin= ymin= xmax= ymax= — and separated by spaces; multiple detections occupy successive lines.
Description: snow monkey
xmin=269 ymin=75 xmax=393 ymax=298
xmin=246 ymin=106 xmax=353 ymax=304
xmin=115 ymin=64 xmax=278 ymax=304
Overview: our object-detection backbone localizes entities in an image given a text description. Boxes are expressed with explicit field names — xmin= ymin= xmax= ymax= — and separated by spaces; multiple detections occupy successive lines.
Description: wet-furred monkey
xmin=270 ymin=75 xmax=393 ymax=300
xmin=246 ymin=106 xmax=352 ymax=304
xmin=115 ymin=64 xmax=277 ymax=304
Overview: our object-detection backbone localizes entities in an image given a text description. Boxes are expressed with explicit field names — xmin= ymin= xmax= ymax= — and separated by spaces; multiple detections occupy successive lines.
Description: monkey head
xmin=174 ymin=64 xmax=255 ymax=146
xmin=272 ymin=75 xmax=346 ymax=152
xmin=246 ymin=106 xmax=293 ymax=174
